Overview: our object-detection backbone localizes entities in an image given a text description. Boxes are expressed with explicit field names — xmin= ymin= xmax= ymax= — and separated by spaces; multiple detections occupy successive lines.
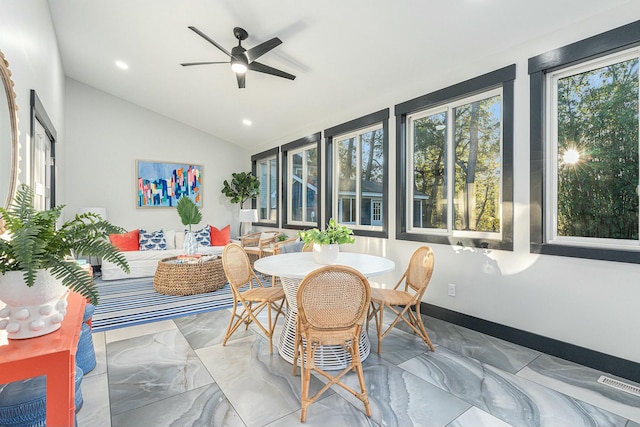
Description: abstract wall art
xmin=137 ymin=160 xmax=202 ymax=208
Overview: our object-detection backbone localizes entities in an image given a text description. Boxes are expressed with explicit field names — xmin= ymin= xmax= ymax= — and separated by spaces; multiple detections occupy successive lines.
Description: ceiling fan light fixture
xmin=231 ymin=59 xmax=248 ymax=74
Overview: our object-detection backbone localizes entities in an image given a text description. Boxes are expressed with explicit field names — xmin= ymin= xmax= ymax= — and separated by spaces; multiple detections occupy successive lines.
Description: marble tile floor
xmin=76 ymin=309 xmax=640 ymax=427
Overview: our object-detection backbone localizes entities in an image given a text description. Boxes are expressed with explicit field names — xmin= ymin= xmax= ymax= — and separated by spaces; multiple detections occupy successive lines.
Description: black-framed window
xmin=395 ymin=65 xmax=515 ymax=250
xmin=281 ymin=133 xmax=321 ymax=230
xmin=30 ymin=90 xmax=57 ymax=210
xmin=251 ymin=147 xmax=279 ymax=227
xmin=324 ymin=109 xmax=389 ymax=238
xmin=529 ymin=20 xmax=640 ymax=263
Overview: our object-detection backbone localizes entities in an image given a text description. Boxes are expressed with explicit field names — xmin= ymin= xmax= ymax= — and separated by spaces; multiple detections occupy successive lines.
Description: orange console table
xmin=0 ymin=291 xmax=85 ymax=426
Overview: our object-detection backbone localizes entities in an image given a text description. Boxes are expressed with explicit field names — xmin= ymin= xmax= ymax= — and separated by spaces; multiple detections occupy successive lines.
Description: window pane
xmin=337 ymin=137 xmax=357 ymax=224
xmin=360 ymin=129 xmax=384 ymax=226
xmin=306 ymin=148 xmax=318 ymax=222
xmin=269 ymin=158 xmax=277 ymax=221
xmin=556 ymin=58 xmax=639 ymax=239
xmin=292 ymin=152 xmax=303 ymax=221
xmin=453 ymin=95 xmax=501 ymax=232
xmin=259 ymin=161 xmax=268 ymax=220
xmin=412 ymin=112 xmax=447 ymax=229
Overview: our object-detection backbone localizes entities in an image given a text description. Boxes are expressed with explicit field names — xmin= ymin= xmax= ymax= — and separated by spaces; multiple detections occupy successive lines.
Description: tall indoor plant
xmin=177 ymin=196 xmax=202 ymax=255
xmin=298 ymin=218 xmax=355 ymax=264
xmin=221 ymin=171 xmax=260 ymax=236
xmin=0 ymin=184 xmax=129 ymax=338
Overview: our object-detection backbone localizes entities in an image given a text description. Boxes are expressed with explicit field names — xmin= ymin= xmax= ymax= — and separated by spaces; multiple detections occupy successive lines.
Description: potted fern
xmin=0 ymin=185 xmax=129 ymax=339
xmin=298 ymin=218 xmax=355 ymax=264
xmin=176 ymin=196 xmax=202 ymax=255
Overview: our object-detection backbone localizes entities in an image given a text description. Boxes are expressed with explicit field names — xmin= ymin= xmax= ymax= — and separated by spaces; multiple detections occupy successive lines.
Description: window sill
xmin=531 ymin=243 xmax=640 ymax=264
xmin=398 ymin=231 xmax=513 ymax=251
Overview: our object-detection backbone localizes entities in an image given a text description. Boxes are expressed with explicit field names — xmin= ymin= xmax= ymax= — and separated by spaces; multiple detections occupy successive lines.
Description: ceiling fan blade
xmin=245 ymin=37 xmax=282 ymax=63
xmin=248 ymin=61 xmax=296 ymax=80
xmin=180 ymin=61 xmax=230 ymax=66
xmin=188 ymin=26 xmax=232 ymax=58
xmin=236 ymin=73 xmax=246 ymax=89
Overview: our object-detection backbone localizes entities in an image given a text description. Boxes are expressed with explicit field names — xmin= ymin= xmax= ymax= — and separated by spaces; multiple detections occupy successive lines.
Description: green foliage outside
xmin=0 ymin=185 xmax=129 ymax=304
xmin=298 ymin=218 xmax=355 ymax=245
xmin=556 ymin=58 xmax=639 ymax=239
xmin=412 ymin=94 xmax=501 ymax=232
xmin=176 ymin=196 xmax=202 ymax=232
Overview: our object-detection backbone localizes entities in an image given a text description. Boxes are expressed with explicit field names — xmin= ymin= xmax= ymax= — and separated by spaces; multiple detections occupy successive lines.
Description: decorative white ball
xmin=14 ymin=308 xmax=31 ymax=320
xmin=30 ymin=319 xmax=45 ymax=331
xmin=0 ymin=307 xmax=11 ymax=318
xmin=6 ymin=321 xmax=20 ymax=333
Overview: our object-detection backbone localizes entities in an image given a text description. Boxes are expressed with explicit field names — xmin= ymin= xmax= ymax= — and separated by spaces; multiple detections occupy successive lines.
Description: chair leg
xmin=377 ymin=303 xmax=384 ymax=354
xmin=223 ymin=299 xmax=240 ymax=346
xmin=352 ymin=337 xmax=372 ymax=417
xmin=300 ymin=342 xmax=314 ymax=423
xmin=411 ymin=304 xmax=435 ymax=351
xmin=292 ymin=328 xmax=299 ymax=376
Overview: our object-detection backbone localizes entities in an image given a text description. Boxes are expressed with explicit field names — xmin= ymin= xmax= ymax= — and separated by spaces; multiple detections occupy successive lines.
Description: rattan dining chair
xmin=221 ymin=243 xmax=286 ymax=354
xmin=367 ymin=246 xmax=435 ymax=354
xmin=292 ymin=265 xmax=372 ymax=423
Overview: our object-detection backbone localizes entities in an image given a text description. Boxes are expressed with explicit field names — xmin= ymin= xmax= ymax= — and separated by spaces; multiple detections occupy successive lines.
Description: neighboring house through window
xmin=251 ymin=147 xmax=279 ymax=226
xmin=529 ymin=20 xmax=640 ymax=263
xmin=325 ymin=109 xmax=389 ymax=237
xmin=282 ymin=133 xmax=321 ymax=230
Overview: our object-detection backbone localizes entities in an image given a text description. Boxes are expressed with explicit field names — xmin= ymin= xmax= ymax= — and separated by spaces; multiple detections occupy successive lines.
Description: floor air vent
xmin=597 ymin=375 xmax=640 ymax=397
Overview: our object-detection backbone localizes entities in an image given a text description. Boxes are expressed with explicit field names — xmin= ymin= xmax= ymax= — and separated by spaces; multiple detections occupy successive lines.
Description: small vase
xmin=313 ymin=243 xmax=339 ymax=264
xmin=0 ymin=269 xmax=69 ymax=339
xmin=184 ymin=231 xmax=198 ymax=255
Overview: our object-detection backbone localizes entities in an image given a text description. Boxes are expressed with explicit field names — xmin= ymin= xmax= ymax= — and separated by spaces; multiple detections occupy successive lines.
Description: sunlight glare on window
xmin=561 ymin=148 xmax=580 ymax=165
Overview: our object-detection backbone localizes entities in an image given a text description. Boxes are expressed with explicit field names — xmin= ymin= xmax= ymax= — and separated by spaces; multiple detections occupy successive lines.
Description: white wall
xmin=0 ymin=0 xmax=65 ymax=193
xmin=261 ymin=6 xmax=640 ymax=364
xmin=63 ymin=78 xmax=249 ymax=234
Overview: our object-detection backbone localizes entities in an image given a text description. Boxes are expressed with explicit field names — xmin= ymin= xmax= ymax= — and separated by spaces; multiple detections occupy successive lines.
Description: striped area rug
xmin=91 ymin=276 xmax=238 ymax=332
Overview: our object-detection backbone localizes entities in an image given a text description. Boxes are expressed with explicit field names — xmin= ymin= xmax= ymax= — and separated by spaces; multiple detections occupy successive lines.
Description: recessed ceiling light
xmin=115 ymin=60 xmax=129 ymax=70
xmin=242 ymin=119 xmax=252 ymax=126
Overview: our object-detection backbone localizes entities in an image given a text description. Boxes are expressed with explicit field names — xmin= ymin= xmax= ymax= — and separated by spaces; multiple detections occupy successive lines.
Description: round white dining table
xmin=254 ymin=252 xmax=395 ymax=370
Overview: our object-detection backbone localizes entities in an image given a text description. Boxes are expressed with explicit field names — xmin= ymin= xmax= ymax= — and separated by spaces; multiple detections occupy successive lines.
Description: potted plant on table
xmin=177 ymin=196 xmax=202 ymax=255
xmin=0 ymin=184 xmax=130 ymax=339
xmin=298 ymin=218 xmax=355 ymax=264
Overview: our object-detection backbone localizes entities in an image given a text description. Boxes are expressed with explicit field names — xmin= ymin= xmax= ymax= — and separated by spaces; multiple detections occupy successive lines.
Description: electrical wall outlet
xmin=448 ymin=283 xmax=456 ymax=297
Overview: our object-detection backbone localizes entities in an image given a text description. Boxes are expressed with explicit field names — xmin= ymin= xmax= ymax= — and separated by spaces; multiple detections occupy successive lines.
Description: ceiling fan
xmin=181 ymin=26 xmax=296 ymax=89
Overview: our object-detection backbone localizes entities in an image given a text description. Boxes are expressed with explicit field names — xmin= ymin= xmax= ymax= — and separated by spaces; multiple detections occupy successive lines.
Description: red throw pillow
xmin=210 ymin=224 xmax=230 ymax=246
xmin=109 ymin=229 xmax=140 ymax=251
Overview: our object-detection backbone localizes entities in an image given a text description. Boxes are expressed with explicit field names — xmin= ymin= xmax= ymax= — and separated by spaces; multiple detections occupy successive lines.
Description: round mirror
xmin=0 ymin=49 xmax=19 ymax=209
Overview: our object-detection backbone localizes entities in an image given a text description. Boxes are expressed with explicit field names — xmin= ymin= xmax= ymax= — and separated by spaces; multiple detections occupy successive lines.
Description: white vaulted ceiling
xmin=48 ymin=0 xmax=636 ymax=149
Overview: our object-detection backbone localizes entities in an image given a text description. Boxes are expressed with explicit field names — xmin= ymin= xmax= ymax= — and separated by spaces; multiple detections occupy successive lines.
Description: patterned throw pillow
xmin=139 ymin=229 xmax=167 ymax=251
xmin=187 ymin=226 xmax=211 ymax=247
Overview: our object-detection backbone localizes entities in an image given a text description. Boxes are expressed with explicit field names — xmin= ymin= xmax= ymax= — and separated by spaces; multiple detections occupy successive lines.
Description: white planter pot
xmin=313 ymin=243 xmax=339 ymax=265
xmin=0 ymin=269 xmax=69 ymax=339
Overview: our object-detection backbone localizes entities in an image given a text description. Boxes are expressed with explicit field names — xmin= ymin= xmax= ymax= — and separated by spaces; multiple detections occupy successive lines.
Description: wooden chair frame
xmin=221 ymin=243 xmax=285 ymax=354
xmin=292 ymin=265 xmax=372 ymax=422
xmin=367 ymin=246 xmax=435 ymax=354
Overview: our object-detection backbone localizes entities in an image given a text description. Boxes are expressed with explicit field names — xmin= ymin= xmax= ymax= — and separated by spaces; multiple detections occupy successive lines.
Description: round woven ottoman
xmin=153 ymin=256 xmax=227 ymax=296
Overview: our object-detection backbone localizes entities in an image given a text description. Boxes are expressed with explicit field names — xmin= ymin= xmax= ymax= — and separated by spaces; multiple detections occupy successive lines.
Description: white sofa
xmin=102 ymin=229 xmax=225 ymax=281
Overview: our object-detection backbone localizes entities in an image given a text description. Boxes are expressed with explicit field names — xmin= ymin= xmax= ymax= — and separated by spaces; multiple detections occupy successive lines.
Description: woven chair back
xmin=222 ymin=243 xmax=253 ymax=289
xmin=405 ymin=246 xmax=435 ymax=294
xmin=297 ymin=265 xmax=370 ymax=330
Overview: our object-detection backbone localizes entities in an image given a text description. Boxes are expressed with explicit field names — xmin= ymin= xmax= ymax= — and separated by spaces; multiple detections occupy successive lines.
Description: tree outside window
xmin=409 ymin=90 xmax=502 ymax=238
xmin=549 ymin=53 xmax=640 ymax=245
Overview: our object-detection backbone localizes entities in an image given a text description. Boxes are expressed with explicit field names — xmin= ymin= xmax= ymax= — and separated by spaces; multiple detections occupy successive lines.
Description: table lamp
xmin=239 ymin=208 xmax=258 ymax=237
